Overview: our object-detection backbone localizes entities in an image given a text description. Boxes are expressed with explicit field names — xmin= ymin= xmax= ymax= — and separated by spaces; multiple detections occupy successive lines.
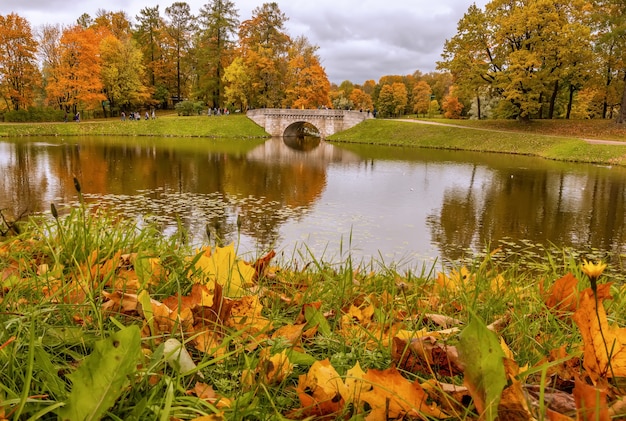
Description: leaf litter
xmin=1 ymin=214 xmax=626 ymax=420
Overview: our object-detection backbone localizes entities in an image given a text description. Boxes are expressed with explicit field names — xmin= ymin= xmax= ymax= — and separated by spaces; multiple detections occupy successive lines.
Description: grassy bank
xmin=3 ymin=113 xmax=626 ymax=165
xmin=0 ymin=114 xmax=268 ymax=138
xmin=328 ymin=118 xmax=626 ymax=166
xmin=1 ymin=199 xmax=624 ymax=419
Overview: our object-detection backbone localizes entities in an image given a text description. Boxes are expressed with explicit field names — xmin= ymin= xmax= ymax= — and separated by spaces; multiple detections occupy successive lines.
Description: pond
xmin=1 ymin=135 xmax=625 ymax=269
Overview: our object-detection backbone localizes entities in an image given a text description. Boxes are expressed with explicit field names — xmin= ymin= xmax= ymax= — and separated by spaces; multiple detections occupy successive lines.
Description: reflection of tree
xmin=0 ymin=136 xmax=327 ymax=250
xmin=428 ymin=162 xmax=626 ymax=263
xmin=426 ymin=165 xmax=477 ymax=261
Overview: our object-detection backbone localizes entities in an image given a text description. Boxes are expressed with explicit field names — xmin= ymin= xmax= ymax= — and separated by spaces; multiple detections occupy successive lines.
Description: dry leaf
xmin=572 ymin=285 xmax=626 ymax=381
xmin=573 ymin=376 xmax=609 ymax=421
xmin=543 ymin=273 xmax=579 ymax=314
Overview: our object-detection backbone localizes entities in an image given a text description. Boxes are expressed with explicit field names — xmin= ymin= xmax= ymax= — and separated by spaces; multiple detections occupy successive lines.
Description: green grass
xmin=0 ymin=114 xmax=268 ymax=139
xmin=328 ymin=119 xmax=626 ymax=166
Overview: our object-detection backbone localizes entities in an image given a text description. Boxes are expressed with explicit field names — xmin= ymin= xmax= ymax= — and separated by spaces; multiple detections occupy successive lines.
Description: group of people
xmin=121 ymin=110 xmax=156 ymax=121
xmin=207 ymin=107 xmax=230 ymax=116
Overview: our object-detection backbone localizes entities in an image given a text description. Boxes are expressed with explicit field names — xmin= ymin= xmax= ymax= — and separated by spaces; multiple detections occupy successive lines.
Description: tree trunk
xmin=548 ymin=80 xmax=558 ymax=119
xmin=476 ymin=94 xmax=481 ymax=120
xmin=566 ymin=85 xmax=574 ymax=119
xmin=617 ymin=74 xmax=626 ymax=123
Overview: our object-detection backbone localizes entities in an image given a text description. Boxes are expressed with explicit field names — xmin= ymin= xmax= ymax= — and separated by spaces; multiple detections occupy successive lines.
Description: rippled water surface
xmin=2 ymin=135 xmax=626 ymax=269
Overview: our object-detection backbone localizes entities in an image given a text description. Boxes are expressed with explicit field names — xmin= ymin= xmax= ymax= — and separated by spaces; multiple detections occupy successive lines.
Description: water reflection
xmin=283 ymin=134 xmax=321 ymax=151
xmin=1 ymin=136 xmax=626 ymax=267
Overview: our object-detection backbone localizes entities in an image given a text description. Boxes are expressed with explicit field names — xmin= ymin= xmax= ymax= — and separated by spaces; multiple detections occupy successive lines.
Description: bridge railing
xmin=247 ymin=108 xmax=365 ymax=118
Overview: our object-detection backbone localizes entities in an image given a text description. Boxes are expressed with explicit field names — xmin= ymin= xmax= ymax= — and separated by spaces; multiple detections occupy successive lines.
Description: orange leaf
xmin=356 ymin=367 xmax=447 ymax=420
xmin=543 ymin=273 xmax=579 ymax=314
xmin=295 ymin=359 xmax=346 ymax=417
xmin=573 ymin=376 xmax=609 ymax=421
xmin=572 ymin=285 xmax=626 ymax=381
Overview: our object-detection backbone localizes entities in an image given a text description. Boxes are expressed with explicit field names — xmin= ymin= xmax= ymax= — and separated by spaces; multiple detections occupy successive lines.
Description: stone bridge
xmin=246 ymin=108 xmax=371 ymax=138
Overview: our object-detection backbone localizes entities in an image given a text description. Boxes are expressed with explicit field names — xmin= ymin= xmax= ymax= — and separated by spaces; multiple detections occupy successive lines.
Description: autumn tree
xmin=439 ymin=4 xmax=492 ymax=119
xmin=94 ymin=9 xmax=133 ymax=40
xmin=195 ymin=0 xmax=239 ymax=107
xmin=100 ymin=35 xmax=148 ymax=114
xmin=362 ymin=80 xmax=376 ymax=96
xmin=238 ymin=2 xmax=290 ymax=108
xmin=391 ymin=82 xmax=408 ymax=116
xmin=349 ymin=88 xmax=373 ymax=112
xmin=592 ymin=0 xmax=626 ymax=123
xmin=330 ymin=80 xmax=355 ymax=109
xmin=442 ymin=86 xmax=464 ymax=118
xmin=223 ymin=57 xmax=250 ymax=111
xmin=45 ymin=25 xmax=106 ymax=112
xmin=38 ymin=24 xmax=62 ymax=109
xmin=165 ymin=2 xmax=196 ymax=102
xmin=377 ymin=83 xmax=408 ymax=117
xmin=441 ymin=0 xmax=594 ymax=120
xmin=134 ymin=6 xmax=172 ymax=106
xmin=284 ymin=36 xmax=331 ymax=109
xmin=0 ymin=13 xmax=40 ymax=110
xmin=412 ymin=81 xmax=432 ymax=117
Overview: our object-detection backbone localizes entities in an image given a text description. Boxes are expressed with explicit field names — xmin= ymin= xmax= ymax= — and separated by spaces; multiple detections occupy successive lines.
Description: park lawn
xmin=328 ymin=118 xmax=626 ymax=166
xmin=0 ymin=114 xmax=269 ymax=139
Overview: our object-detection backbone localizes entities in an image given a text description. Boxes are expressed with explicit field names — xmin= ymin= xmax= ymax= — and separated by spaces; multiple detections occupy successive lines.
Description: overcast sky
xmin=1 ymin=0 xmax=488 ymax=85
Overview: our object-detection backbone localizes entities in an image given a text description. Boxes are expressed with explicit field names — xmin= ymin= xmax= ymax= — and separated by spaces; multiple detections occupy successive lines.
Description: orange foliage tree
xmin=45 ymin=25 xmax=106 ymax=112
xmin=443 ymin=87 xmax=464 ymax=118
xmin=0 ymin=13 xmax=40 ymax=110
xmin=349 ymin=88 xmax=373 ymax=112
xmin=284 ymin=36 xmax=331 ymax=109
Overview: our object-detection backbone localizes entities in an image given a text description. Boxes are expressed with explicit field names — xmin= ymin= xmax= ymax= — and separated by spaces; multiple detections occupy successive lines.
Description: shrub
xmin=3 ymin=107 xmax=65 ymax=122
xmin=175 ymin=101 xmax=205 ymax=116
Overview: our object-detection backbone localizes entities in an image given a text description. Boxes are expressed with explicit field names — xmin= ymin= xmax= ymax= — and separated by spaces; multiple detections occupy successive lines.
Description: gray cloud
xmin=1 ymin=0 xmax=488 ymax=84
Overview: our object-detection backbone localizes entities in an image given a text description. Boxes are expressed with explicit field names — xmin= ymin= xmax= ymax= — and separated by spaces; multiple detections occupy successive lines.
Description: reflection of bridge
xmin=246 ymin=108 xmax=371 ymax=138
xmin=246 ymin=136 xmax=361 ymax=166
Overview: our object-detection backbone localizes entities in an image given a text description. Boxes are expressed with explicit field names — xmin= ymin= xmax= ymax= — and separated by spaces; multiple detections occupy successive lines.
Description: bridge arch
xmin=283 ymin=121 xmax=320 ymax=137
xmin=246 ymin=108 xmax=371 ymax=138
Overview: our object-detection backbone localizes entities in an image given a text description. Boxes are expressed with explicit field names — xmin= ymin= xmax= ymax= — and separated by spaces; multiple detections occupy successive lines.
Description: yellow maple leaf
xmin=355 ymin=366 xmax=448 ymax=420
xmin=296 ymin=359 xmax=347 ymax=417
xmin=191 ymin=243 xmax=255 ymax=297
xmin=572 ymin=286 xmax=626 ymax=382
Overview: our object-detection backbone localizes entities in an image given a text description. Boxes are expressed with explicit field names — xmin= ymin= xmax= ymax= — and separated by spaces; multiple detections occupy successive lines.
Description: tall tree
xmin=165 ymin=2 xmax=196 ymax=102
xmin=440 ymin=0 xmax=593 ymax=120
xmin=412 ymin=80 xmax=432 ymax=117
xmin=0 ymin=13 xmax=40 ymax=110
xmin=593 ymin=0 xmax=626 ymax=123
xmin=196 ymin=0 xmax=239 ymax=107
xmin=349 ymin=88 xmax=373 ymax=111
xmin=238 ymin=2 xmax=290 ymax=107
xmin=284 ymin=36 xmax=330 ymax=108
xmin=439 ymin=4 xmax=493 ymax=119
xmin=37 ymin=23 xmax=62 ymax=108
xmin=100 ymin=35 xmax=148 ymax=113
xmin=134 ymin=6 xmax=173 ymax=106
xmin=45 ymin=25 xmax=106 ymax=113
xmin=93 ymin=9 xmax=133 ymax=40
xmin=223 ymin=56 xmax=250 ymax=110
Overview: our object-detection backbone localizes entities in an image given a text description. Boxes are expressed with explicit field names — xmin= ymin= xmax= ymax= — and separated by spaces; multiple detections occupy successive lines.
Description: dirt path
xmin=393 ymin=118 xmax=626 ymax=146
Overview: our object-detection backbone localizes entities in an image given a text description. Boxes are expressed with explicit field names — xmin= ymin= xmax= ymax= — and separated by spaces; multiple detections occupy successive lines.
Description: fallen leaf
xmin=392 ymin=336 xmax=464 ymax=377
xmin=295 ymin=359 xmax=346 ymax=417
xmin=572 ymin=285 xmax=626 ymax=381
xmin=355 ymin=366 xmax=447 ymax=420
xmin=543 ymin=273 xmax=579 ymax=314
xmin=191 ymin=243 xmax=255 ymax=297
xmin=57 ymin=326 xmax=142 ymax=421
xmin=458 ymin=314 xmax=507 ymax=421
xmin=573 ymin=376 xmax=609 ymax=421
